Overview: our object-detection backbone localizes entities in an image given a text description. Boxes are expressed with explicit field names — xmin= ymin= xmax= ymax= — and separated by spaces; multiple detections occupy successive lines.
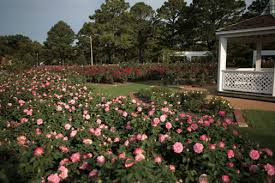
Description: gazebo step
xmin=218 ymin=91 xmax=275 ymax=102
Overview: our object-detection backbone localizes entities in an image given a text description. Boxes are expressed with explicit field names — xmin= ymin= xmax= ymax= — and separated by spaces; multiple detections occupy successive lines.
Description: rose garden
xmin=0 ymin=64 xmax=274 ymax=183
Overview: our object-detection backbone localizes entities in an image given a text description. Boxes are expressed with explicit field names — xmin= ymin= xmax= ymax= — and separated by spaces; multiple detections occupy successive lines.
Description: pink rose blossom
xmin=219 ymin=141 xmax=225 ymax=148
xmin=208 ymin=144 xmax=216 ymax=150
xmin=200 ymin=135 xmax=208 ymax=141
xmin=154 ymin=156 xmax=162 ymax=163
xmin=264 ymin=164 xmax=275 ymax=176
xmin=227 ymin=150 xmax=235 ymax=159
xmin=64 ymin=124 xmax=71 ymax=130
xmin=160 ymin=114 xmax=167 ymax=122
xmin=59 ymin=146 xmax=69 ymax=153
xmin=79 ymin=162 xmax=90 ymax=170
xmin=193 ymin=143 xmax=204 ymax=154
xmin=70 ymin=152 xmax=81 ymax=163
xmin=122 ymin=111 xmax=128 ymax=117
xmin=221 ymin=175 xmax=230 ymax=182
xmin=125 ymin=158 xmax=135 ymax=168
xmin=70 ymin=130 xmax=77 ymax=138
xmin=119 ymin=152 xmax=126 ymax=159
xmin=35 ymin=128 xmax=42 ymax=135
xmin=173 ymin=142 xmax=184 ymax=154
xmin=219 ymin=111 xmax=226 ymax=117
xmin=135 ymin=153 xmax=145 ymax=162
xmin=169 ymin=165 xmax=176 ymax=172
xmin=17 ymin=135 xmax=27 ymax=145
xmin=47 ymin=173 xmax=60 ymax=183
xmin=249 ymin=150 xmax=260 ymax=160
xmin=262 ymin=148 xmax=273 ymax=157
xmin=97 ymin=155 xmax=105 ymax=165
xmin=83 ymin=153 xmax=93 ymax=159
xmin=36 ymin=118 xmax=43 ymax=125
xmin=58 ymin=166 xmax=68 ymax=179
xmin=94 ymin=128 xmax=101 ymax=136
xmin=88 ymin=169 xmax=98 ymax=177
xmin=134 ymin=148 xmax=143 ymax=155
xmin=176 ymin=128 xmax=182 ymax=134
xmin=165 ymin=122 xmax=172 ymax=130
xmin=34 ymin=147 xmax=44 ymax=156
xmin=59 ymin=158 xmax=70 ymax=166
xmin=152 ymin=118 xmax=160 ymax=127
xmin=83 ymin=138 xmax=93 ymax=144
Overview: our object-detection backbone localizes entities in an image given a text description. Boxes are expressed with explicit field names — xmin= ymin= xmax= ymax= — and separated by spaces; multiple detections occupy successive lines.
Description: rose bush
xmin=37 ymin=63 xmax=217 ymax=85
xmin=0 ymin=68 xmax=274 ymax=183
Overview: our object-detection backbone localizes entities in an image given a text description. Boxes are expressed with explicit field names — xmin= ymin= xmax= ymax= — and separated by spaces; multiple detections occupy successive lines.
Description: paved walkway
xmin=179 ymin=85 xmax=275 ymax=112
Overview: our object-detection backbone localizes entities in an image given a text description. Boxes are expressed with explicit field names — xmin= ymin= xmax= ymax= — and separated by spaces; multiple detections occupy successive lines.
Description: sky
xmin=0 ymin=0 xmax=253 ymax=43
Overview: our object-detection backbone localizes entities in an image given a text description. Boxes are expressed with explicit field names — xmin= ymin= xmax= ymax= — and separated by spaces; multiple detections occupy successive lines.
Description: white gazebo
xmin=216 ymin=0 xmax=275 ymax=98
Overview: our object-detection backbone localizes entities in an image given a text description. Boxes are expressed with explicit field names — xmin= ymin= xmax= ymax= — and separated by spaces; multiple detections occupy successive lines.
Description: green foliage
xmin=44 ymin=21 xmax=75 ymax=65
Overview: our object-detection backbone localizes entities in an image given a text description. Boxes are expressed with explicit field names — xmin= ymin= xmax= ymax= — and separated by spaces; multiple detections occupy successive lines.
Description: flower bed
xmin=37 ymin=63 xmax=217 ymax=85
xmin=0 ymin=69 xmax=274 ymax=183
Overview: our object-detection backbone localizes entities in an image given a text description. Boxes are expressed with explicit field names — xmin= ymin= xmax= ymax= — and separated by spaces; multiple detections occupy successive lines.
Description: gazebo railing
xmin=222 ymin=70 xmax=274 ymax=95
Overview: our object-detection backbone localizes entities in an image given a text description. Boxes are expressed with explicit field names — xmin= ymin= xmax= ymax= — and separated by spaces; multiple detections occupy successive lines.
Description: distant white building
xmin=172 ymin=51 xmax=211 ymax=61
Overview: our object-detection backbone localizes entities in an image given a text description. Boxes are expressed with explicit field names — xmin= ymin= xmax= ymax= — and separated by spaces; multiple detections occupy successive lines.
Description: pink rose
xmin=262 ymin=148 xmax=273 ymax=157
xmin=94 ymin=128 xmax=101 ymax=136
xmin=249 ymin=150 xmax=260 ymax=160
xmin=70 ymin=130 xmax=77 ymax=138
xmin=200 ymin=135 xmax=208 ymax=141
xmin=97 ymin=155 xmax=105 ymax=165
xmin=34 ymin=147 xmax=44 ymax=156
xmin=134 ymin=148 xmax=143 ymax=155
xmin=152 ymin=118 xmax=160 ymax=127
xmin=59 ymin=146 xmax=69 ymax=153
xmin=193 ymin=143 xmax=204 ymax=154
xmin=169 ymin=165 xmax=176 ymax=172
xmin=125 ymin=158 xmax=135 ymax=168
xmin=154 ymin=156 xmax=162 ymax=164
xmin=59 ymin=158 xmax=70 ymax=166
xmin=79 ymin=162 xmax=90 ymax=170
xmin=17 ymin=135 xmax=27 ymax=145
xmin=58 ymin=166 xmax=68 ymax=179
xmin=160 ymin=114 xmax=167 ymax=122
xmin=36 ymin=118 xmax=43 ymax=125
xmin=47 ymin=173 xmax=60 ymax=183
xmin=176 ymin=128 xmax=182 ymax=134
xmin=159 ymin=134 xmax=169 ymax=143
xmin=122 ymin=111 xmax=128 ymax=117
xmin=83 ymin=138 xmax=93 ymax=144
xmin=264 ymin=164 xmax=275 ymax=176
xmin=165 ymin=122 xmax=172 ymax=130
xmin=64 ymin=124 xmax=71 ymax=130
xmin=219 ymin=111 xmax=226 ymax=117
xmin=227 ymin=150 xmax=235 ymax=159
xmin=119 ymin=152 xmax=126 ymax=159
xmin=208 ymin=144 xmax=216 ymax=150
xmin=221 ymin=175 xmax=230 ymax=182
xmin=135 ymin=153 xmax=145 ymax=162
xmin=218 ymin=141 xmax=225 ymax=148
xmin=88 ymin=169 xmax=98 ymax=177
xmin=35 ymin=128 xmax=42 ymax=135
xmin=70 ymin=152 xmax=81 ymax=163
xmin=173 ymin=142 xmax=184 ymax=154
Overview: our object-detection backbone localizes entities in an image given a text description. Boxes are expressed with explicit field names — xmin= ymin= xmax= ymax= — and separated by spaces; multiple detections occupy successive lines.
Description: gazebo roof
xmin=217 ymin=15 xmax=275 ymax=32
xmin=217 ymin=0 xmax=275 ymax=37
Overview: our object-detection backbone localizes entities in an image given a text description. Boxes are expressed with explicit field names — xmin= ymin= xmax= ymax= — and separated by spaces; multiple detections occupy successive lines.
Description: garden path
xmin=179 ymin=85 xmax=275 ymax=112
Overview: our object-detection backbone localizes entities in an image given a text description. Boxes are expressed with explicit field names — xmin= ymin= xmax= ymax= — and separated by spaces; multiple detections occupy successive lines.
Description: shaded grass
xmin=87 ymin=82 xmax=180 ymax=97
xmin=239 ymin=110 xmax=275 ymax=152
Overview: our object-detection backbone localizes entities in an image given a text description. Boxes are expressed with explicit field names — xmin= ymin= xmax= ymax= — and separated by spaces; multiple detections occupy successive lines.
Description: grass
xmin=239 ymin=110 xmax=275 ymax=152
xmin=87 ymin=81 xmax=180 ymax=97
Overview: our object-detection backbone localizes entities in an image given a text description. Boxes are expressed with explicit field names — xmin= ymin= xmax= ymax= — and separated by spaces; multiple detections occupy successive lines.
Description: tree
xmin=156 ymin=0 xmax=188 ymax=49
xmin=44 ymin=21 xmax=75 ymax=65
xmin=89 ymin=0 xmax=132 ymax=64
xmin=129 ymin=2 xmax=155 ymax=63
xmin=243 ymin=0 xmax=269 ymax=19
xmin=190 ymin=0 xmax=246 ymax=51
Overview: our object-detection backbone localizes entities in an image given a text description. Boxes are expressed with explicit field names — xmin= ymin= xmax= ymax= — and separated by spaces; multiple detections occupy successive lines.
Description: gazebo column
xmin=255 ymin=40 xmax=262 ymax=71
xmin=218 ymin=36 xmax=227 ymax=92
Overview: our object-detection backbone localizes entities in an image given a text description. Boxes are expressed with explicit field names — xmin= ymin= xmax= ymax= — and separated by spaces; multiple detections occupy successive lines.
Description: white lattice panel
xmin=222 ymin=71 xmax=274 ymax=94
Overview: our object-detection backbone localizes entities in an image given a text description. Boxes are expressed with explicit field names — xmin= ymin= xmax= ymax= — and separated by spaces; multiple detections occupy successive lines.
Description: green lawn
xmin=88 ymin=81 xmax=180 ymax=97
xmin=240 ymin=110 xmax=275 ymax=153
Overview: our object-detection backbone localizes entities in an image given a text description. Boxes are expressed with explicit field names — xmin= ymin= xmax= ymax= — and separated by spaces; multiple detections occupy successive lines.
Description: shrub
xmin=0 ymin=69 xmax=274 ymax=183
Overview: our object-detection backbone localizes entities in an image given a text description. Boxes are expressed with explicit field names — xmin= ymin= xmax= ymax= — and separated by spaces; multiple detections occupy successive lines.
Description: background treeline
xmin=0 ymin=0 xmax=270 ymax=67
